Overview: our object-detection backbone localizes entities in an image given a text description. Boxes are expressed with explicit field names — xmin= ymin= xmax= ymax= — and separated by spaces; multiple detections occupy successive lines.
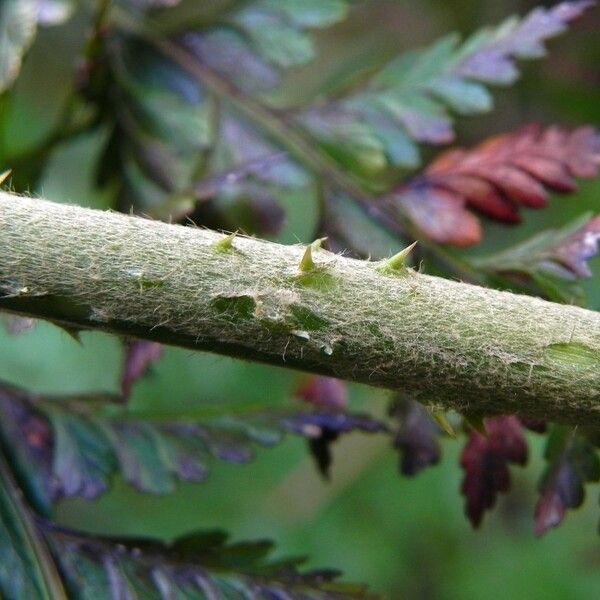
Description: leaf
xmin=0 ymin=0 xmax=38 ymax=94
xmin=0 ymin=382 xmax=387 ymax=513
xmin=41 ymin=522 xmax=378 ymax=599
xmin=0 ymin=452 xmax=67 ymax=600
xmin=1 ymin=314 xmax=37 ymax=335
xmin=475 ymin=212 xmax=600 ymax=302
xmin=295 ymin=376 xmax=348 ymax=410
xmin=549 ymin=215 xmax=600 ymax=278
xmin=0 ymin=453 xmax=377 ymax=599
xmin=391 ymin=125 xmax=600 ymax=246
xmin=121 ymin=340 xmax=163 ymax=399
xmin=36 ymin=0 xmax=75 ymax=26
xmin=297 ymin=1 xmax=594 ymax=171
xmin=285 ymin=411 xmax=388 ymax=479
xmin=460 ymin=416 xmax=528 ymax=528
xmin=534 ymin=426 xmax=600 ymax=537
xmin=97 ymin=0 xmax=347 ymax=229
xmin=389 ymin=398 xmax=442 ymax=477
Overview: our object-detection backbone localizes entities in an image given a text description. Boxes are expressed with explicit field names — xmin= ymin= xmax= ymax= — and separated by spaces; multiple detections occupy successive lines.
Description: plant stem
xmin=1 ymin=192 xmax=599 ymax=425
xmin=110 ymin=9 xmax=482 ymax=282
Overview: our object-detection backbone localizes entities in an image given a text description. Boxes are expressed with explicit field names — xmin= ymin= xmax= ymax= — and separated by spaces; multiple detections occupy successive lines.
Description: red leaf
xmin=295 ymin=377 xmax=348 ymax=410
xmin=121 ymin=340 xmax=163 ymax=399
xmin=397 ymin=187 xmax=482 ymax=247
xmin=460 ymin=416 xmax=528 ymax=528
xmin=396 ymin=126 xmax=600 ymax=246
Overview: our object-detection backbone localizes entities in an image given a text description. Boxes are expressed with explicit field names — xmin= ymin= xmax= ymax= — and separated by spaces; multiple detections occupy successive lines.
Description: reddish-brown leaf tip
xmin=395 ymin=125 xmax=600 ymax=246
xmin=460 ymin=416 xmax=528 ymax=528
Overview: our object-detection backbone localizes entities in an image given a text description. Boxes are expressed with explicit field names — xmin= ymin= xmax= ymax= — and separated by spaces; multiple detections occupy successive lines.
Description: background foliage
xmin=0 ymin=0 xmax=599 ymax=598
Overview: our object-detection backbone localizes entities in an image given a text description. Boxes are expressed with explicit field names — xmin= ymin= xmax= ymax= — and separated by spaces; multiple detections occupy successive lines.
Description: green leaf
xmin=0 ymin=382 xmax=387 ymax=513
xmin=0 ymin=0 xmax=38 ymax=94
xmin=0 ymin=453 xmax=67 ymax=599
xmin=42 ymin=523 xmax=379 ymax=599
xmin=0 ymin=450 xmax=377 ymax=599
xmin=475 ymin=212 xmax=600 ymax=303
xmin=259 ymin=0 xmax=348 ymax=29
xmin=297 ymin=1 xmax=594 ymax=171
xmin=99 ymin=26 xmax=317 ymax=236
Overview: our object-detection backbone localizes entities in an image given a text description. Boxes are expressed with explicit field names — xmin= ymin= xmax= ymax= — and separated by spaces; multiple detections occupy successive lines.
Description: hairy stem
xmin=111 ymin=10 xmax=482 ymax=283
xmin=1 ymin=191 xmax=599 ymax=424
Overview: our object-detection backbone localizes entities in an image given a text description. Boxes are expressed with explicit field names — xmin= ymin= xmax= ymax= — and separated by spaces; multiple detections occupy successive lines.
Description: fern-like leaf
xmin=388 ymin=125 xmax=600 ymax=246
xmin=0 ymin=382 xmax=387 ymax=514
xmin=300 ymin=1 xmax=595 ymax=172
xmin=475 ymin=212 xmax=600 ymax=303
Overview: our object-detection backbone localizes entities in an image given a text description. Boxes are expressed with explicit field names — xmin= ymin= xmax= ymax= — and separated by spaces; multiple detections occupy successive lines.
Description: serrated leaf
xmin=298 ymin=1 xmax=593 ymax=171
xmin=0 ymin=0 xmax=38 ymax=94
xmin=476 ymin=212 xmax=600 ymax=302
xmin=99 ymin=23 xmax=317 ymax=235
xmin=42 ymin=523 xmax=378 ymax=599
xmin=534 ymin=426 xmax=600 ymax=536
xmin=460 ymin=416 xmax=528 ymax=528
xmin=389 ymin=398 xmax=442 ymax=477
xmin=390 ymin=125 xmax=600 ymax=246
xmin=0 ymin=455 xmax=377 ymax=599
xmin=0 ymin=382 xmax=387 ymax=512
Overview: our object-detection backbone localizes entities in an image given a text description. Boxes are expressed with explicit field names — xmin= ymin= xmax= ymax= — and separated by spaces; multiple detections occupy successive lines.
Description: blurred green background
xmin=1 ymin=1 xmax=599 ymax=598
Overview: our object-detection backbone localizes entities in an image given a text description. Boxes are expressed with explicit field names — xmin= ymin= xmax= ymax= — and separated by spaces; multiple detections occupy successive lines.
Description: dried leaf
xmin=460 ymin=416 xmax=528 ymax=528
xmin=393 ymin=126 xmax=600 ymax=246
xmin=121 ymin=340 xmax=163 ymax=399
xmin=534 ymin=426 xmax=600 ymax=536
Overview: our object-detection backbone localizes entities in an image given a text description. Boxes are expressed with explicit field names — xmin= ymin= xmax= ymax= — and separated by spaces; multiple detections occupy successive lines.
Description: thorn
xmin=60 ymin=325 xmax=83 ymax=344
xmin=430 ymin=410 xmax=456 ymax=437
xmin=379 ymin=241 xmax=418 ymax=273
xmin=464 ymin=412 xmax=487 ymax=437
xmin=215 ymin=231 xmax=237 ymax=252
xmin=0 ymin=170 xmax=11 ymax=186
xmin=298 ymin=238 xmax=327 ymax=273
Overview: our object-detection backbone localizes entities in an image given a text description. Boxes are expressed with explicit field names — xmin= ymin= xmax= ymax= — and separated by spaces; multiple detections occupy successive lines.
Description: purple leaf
xmin=390 ymin=399 xmax=441 ymax=477
xmin=550 ymin=215 xmax=600 ymax=279
xmin=460 ymin=416 xmax=528 ymax=528
xmin=534 ymin=426 xmax=600 ymax=536
xmin=295 ymin=377 xmax=348 ymax=410
xmin=121 ymin=340 xmax=163 ymax=399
